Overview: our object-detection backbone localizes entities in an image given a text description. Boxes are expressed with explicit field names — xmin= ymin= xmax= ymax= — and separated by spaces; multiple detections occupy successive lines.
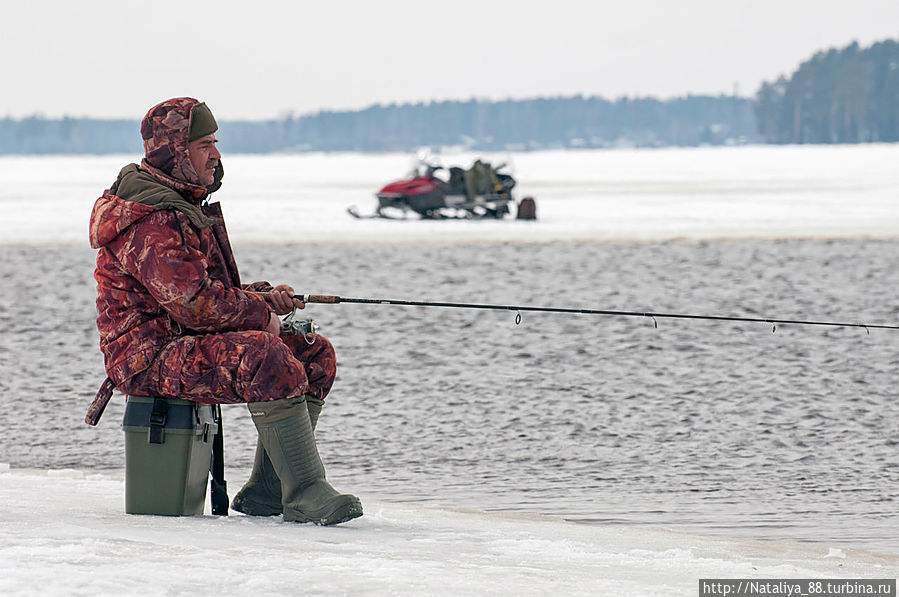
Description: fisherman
xmin=464 ymin=159 xmax=498 ymax=202
xmin=87 ymin=97 xmax=362 ymax=525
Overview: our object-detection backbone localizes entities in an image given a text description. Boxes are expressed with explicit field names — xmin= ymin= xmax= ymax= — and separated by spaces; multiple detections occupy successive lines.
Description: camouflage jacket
xmin=89 ymin=164 xmax=271 ymax=388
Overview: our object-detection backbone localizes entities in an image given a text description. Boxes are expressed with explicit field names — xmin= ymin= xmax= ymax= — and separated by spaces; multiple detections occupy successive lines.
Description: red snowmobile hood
xmin=378 ymin=176 xmax=439 ymax=195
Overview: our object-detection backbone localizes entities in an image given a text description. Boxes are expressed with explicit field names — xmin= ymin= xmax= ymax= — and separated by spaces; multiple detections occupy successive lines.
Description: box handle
xmin=148 ymin=398 xmax=169 ymax=444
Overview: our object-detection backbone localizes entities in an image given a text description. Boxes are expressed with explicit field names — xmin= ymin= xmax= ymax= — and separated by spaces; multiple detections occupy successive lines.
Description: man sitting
xmin=87 ymin=97 xmax=362 ymax=525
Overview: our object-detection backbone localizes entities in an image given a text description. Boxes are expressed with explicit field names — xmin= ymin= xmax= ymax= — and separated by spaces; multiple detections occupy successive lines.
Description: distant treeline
xmin=220 ymin=94 xmax=758 ymax=152
xmin=755 ymin=39 xmax=899 ymax=143
xmin=1 ymin=38 xmax=895 ymax=154
xmin=0 ymin=95 xmax=757 ymax=155
xmin=0 ymin=117 xmax=138 ymax=155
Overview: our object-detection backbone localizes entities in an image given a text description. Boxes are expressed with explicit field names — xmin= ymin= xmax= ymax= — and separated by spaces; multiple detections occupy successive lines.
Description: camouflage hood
xmin=89 ymin=183 xmax=159 ymax=249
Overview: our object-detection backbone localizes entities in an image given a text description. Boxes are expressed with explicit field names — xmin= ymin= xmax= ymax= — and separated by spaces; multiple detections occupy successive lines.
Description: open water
xmin=1 ymin=238 xmax=897 ymax=554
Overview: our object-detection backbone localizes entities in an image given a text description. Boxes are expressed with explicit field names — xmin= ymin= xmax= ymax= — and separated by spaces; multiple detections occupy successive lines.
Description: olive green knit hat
xmin=188 ymin=102 xmax=218 ymax=142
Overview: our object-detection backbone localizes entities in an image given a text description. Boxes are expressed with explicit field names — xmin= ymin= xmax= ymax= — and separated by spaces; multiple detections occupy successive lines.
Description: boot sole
xmin=284 ymin=497 xmax=363 ymax=526
xmin=231 ymin=496 xmax=283 ymax=517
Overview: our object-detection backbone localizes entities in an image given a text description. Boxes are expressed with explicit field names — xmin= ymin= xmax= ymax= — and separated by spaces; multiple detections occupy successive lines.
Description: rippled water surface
xmin=1 ymin=239 xmax=897 ymax=554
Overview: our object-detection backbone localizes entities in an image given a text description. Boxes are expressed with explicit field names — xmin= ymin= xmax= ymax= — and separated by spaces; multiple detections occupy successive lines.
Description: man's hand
xmin=269 ymin=284 xmax=305 ymax=315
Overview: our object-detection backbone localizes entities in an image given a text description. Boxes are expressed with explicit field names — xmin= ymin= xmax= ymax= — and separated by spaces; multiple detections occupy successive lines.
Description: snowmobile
xmin=348 ymin=159 xmax=518 ymax=220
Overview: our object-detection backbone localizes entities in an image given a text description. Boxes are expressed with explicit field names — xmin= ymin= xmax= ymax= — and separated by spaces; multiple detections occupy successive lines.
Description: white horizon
xmin=3 ymin=1 xmax=899 ymax=120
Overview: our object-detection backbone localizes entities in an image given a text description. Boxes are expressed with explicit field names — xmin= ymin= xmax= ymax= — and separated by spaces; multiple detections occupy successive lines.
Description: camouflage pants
xmin=122 ymin=331 xmax=337 ymax=404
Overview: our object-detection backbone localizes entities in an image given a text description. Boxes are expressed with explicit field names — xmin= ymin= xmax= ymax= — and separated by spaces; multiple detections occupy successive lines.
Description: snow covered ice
xmin=1 ymin=144 xmax=898 ymax=245
xmin=1 ymin=468 xmax=895 ymax=597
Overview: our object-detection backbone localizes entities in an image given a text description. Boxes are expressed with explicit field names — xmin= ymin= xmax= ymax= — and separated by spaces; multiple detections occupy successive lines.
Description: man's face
xmin=187 ymin=134 xmax=220 ymax=186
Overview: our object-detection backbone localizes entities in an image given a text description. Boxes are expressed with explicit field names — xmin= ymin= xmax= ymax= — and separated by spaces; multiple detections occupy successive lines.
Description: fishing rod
xmin=253 ymin=292 xmax=899 ymax=333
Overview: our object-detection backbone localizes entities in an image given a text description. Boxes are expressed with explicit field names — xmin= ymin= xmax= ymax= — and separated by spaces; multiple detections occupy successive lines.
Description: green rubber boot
xmin=248 ymin=397 xmax=362 ymax=525
xmin=231 ymin=396 xmax=324 ymax=516
xmin=306 ymin=396 xmax=323 ymax=430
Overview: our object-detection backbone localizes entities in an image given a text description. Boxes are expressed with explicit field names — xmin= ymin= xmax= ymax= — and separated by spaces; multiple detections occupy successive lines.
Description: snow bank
xmin=0 ymin=468 xmax=895 ymax=596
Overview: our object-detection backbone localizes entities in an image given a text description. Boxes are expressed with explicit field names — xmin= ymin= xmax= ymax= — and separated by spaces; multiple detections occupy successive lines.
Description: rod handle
xmin=302 ymin=294 xmax=340 ymax=304
xmin=247 ymin=291 xmax=340 ymax=304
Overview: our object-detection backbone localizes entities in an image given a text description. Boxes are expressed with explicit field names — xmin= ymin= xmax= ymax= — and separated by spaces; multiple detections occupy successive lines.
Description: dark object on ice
xmin=209 ymin=416 xmax=229 ymax=516
xmin=516 ymin=197 xmax=537 ymax=220
xmin=349 ymin=159 xmax=532 ymax=220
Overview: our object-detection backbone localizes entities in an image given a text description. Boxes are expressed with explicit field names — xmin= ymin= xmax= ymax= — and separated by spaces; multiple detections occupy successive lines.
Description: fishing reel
xmin=280 ymin=307 xmax=318 ymax=344
xmin=280 ymin=318 xmax=318 ymax=336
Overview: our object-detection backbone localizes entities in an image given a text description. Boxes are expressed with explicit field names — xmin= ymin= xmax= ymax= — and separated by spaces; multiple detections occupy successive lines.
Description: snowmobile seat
xmin=448 ymin=166 xmax=466 ymax=194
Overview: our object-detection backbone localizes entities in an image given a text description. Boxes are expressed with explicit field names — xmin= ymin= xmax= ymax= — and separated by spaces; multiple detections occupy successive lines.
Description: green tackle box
xmin=122 ymin=395 xmax=217 ymax=516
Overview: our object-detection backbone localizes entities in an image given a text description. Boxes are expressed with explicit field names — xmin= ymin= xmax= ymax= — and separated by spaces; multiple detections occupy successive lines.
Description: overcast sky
xmin=3 ymin=0 xmax=898 ymax=120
